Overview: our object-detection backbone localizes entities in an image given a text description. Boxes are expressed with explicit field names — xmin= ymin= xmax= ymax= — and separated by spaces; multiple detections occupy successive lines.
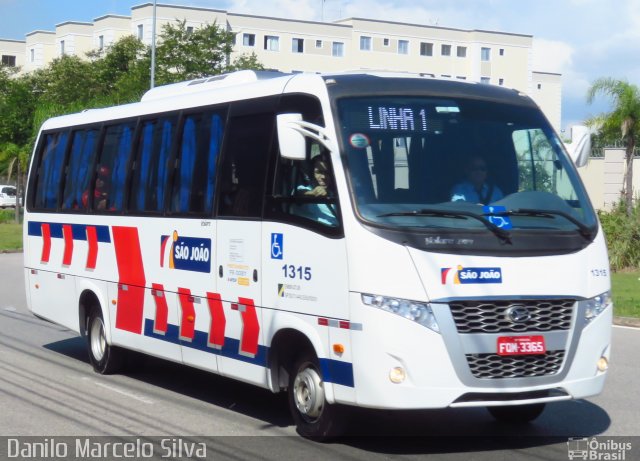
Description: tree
xmin=155 ymin=20 xmax=264 ymax=84
xmin=587 ymin=78 xmax=640 ymax=216
xmin=0 ymin=68 xmax=37 ymax=146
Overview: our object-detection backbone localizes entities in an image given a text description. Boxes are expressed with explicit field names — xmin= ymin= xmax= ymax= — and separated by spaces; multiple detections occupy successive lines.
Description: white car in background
xmin=0 ymin=185 xmax=20 ymax=208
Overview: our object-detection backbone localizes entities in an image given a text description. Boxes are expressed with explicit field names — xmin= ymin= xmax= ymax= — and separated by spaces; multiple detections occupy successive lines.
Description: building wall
xmin=24 ymin=31 xmax=56 ymax=72
xmin=531 ymin=71 xmax=562 ymax=133
xmin=578 ymin=150 xmax=640 ymax=211
xmin=93 ymin=15 xmax=132 ymax=51
xmin=0 ymin=39 xmax=26 ymax=70
xmin=55 ymin=22 xmax=93 ymax=59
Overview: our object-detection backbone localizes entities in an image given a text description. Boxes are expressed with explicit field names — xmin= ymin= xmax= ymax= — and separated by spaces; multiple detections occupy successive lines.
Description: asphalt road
xmin=0 ymin=251 xmax=638 ymax=460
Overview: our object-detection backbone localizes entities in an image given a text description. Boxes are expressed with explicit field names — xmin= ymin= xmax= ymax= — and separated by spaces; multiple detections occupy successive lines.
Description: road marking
xmin=81 ymin=377 xmax=154 ymax=404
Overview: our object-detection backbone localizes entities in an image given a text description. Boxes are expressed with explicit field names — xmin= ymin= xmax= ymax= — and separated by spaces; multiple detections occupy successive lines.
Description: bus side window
xmin=33 ymin=131 xmax=69 ymax=210
xmin=217 ymin=112 xmax=273 ymax=218
xmin=170 ymin=110 xmax=225 ymax=215
xmin=130 ymin=116 xmax=177 ymax=213
xmin=61 ymin=129 xmax=98 ymax=211
xmin=94 ymin=123 xmax=135 ymax=212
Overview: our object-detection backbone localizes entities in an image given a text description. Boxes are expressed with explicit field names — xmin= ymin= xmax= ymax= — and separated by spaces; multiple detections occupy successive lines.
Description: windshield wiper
xmin=378 ymin=208 xmax=512 ymax=243
xmin=493 ymin=208 xmax=595 ymax=240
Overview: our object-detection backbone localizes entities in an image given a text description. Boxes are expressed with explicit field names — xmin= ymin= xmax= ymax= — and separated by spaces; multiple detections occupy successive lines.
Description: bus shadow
xmin=44 ymin=337 xmax=611 ymax=454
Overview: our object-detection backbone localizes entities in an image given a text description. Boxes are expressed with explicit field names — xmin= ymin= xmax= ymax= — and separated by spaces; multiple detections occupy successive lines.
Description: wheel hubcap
xmin=293 ymin=365 xmax=325 ymax=421
xmin=90 ymin=317 xmax=106 ymax=361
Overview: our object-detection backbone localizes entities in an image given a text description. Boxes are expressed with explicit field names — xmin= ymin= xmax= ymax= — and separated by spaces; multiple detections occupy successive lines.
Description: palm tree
xmin=587 ymin=78 xmax=640 ymax=216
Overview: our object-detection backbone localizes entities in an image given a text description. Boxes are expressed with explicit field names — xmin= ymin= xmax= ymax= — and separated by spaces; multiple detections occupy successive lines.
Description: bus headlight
xmin=582 ymin=291 xmax=612 ymax=322
xmin=361 ymin=293 xmax=440 ymax=333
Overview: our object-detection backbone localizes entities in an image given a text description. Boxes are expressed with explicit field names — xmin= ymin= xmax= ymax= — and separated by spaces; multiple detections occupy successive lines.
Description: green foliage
xmin=598 ymin=200 xmax=640 ymax=271
xmin=156 ymin=20 xmax=235 ymax=83
xmin=0 ymin=68 xmax=38 ymax=146
xmin=228 ymin=52 xmax=265 ymax=72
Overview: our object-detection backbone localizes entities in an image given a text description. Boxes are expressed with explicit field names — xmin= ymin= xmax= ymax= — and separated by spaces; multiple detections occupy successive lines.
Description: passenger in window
xmin=451 ymin=155 xmax=503 ymax=205
xmin=295 ymin=154 xmax=338 ymax=226
xmin=82 ymin=165 xmax=110 ymax=210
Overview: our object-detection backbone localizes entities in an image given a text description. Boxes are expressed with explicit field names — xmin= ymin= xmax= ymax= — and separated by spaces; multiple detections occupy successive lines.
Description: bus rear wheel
xmin=487 ymin=403 xmax=546 ymax=423
xmin=287 ymin=354 xmax=347 ymax=440
xmin=87 ymin=308 xmax=123 ymax=374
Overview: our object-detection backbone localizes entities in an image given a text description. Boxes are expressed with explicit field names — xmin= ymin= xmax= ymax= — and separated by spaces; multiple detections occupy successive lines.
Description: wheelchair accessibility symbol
xmin=271 ymin=233 xmax=283 ymax=259
xmin=483 ymin=206 xmax=513 ymax=230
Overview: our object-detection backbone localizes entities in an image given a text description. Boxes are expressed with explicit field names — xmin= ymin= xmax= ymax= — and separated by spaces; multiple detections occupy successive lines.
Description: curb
xmin=0 ymin=249 xmax=22 ymax=254
xmin=613 ymin=316 xmax=640 ymax=329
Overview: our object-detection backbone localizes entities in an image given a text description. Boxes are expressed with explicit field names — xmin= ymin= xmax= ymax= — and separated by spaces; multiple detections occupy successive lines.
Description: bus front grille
xmin=466 ymin=350 xmax=565 ymax=379
xmin=449 ymin=299 xmax=574 ymax=334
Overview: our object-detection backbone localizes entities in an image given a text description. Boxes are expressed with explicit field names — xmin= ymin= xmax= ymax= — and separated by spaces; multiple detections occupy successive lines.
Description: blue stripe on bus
xmin=27 ymin=221 xmax=111 ymax=243
xmin=142 ymin=319 xmax=355 ymax=387
xmin=320 ymin=358 xmax=355 ymax=388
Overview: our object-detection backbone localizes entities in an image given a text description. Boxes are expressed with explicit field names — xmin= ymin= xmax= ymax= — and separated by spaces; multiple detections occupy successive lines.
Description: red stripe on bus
xmin=85 ymin=226 xmax=98 ymax=270
xmin=206 ymin=292 xmax=225 ymax=348
xmin=238 ymin=297 xmax=259 ymax=357
xmin=152 ymin=283 xmax=168 ymax=334
xmin=178 ymin=288 xmax=196 ymax=341
xmin=41 ymin=223 xmax=51 ymax=263
xmin=112 ymin=226 xmax=146 ymax=334
xmin=62 ymin=224 xmax=74 ymax=266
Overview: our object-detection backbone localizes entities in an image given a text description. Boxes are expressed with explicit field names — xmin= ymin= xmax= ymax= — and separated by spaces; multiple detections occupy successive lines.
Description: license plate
xmin=497 ymin=335 xmax=546 ymax=356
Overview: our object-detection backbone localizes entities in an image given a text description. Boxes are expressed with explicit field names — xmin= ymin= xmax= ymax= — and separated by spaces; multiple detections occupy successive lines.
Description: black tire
xmin=287 ymin=354 xmax=348 ymax=440
xmin=87 ymin=307 xmax=123 ymax=374
xmin=487 ymin=403 xmax=546 ymax=423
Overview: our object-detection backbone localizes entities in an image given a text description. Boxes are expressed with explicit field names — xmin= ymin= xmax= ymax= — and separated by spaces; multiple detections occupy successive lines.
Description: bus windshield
xmin=337 ymin=96 xmax=597 ymax=239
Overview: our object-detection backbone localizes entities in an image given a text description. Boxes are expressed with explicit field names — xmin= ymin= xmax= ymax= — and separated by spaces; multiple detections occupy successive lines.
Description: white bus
xmin=24 ymin=71 xmax=612 ymax=438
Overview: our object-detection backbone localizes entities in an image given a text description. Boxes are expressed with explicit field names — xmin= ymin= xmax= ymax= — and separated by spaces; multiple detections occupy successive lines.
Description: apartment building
xmin=0 ymin=2 xmax=562 ymax=130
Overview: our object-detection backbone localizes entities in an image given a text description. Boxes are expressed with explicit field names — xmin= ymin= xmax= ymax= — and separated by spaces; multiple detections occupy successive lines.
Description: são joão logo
xmin=441 ymin=266 xmax=502 ymax=284
xmin=161 ymin=231 xmax=212 ymax=273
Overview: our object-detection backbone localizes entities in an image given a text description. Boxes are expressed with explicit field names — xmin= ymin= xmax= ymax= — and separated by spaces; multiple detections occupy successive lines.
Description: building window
xmin=499 ymin=78 xmax=504 ymax=86
xmin=360 ymin=36 xmax=371 ymax=51
xmin=186 ymin=26 xmax=194 ymax=35
xmin=264 ymin=35 xmax=279 ymax=51
xmin=537 ymin=83 xmax=542 ymax=90
xmin=383 ymin=38 xmax=390 ymax=46
xmin=316 ymin=39 xmax=323 ymax=48
xmin=441 ymin=74 xmax=451 ymax=78
xmin=398 ymin=40 xmax=409 ymax=55
xmin=420 ymin=42 xmax=433 ymax=56
xmin=137 ymin=24 xmax=144 ymax=40
xmin=98 ymin=35 xmax=104 ymax=50
xmin=243 ymin=33 xmax=255 ymax=47
xmin=332 ymin=41 xmax=344 ymax=57
xmin=457 ymin=46 xmax=467 ymax=58
xmin=441 ymin=44 xmax=451 ymax=56
xmin=30 ymin=49 xmax=34 ymax=62
xmin=60 ymin=40 xmax=65 ymax=56
xmin=480 ymin=77 xmax=490 ymax=84
xmin=499 ymin=48 xmax=505 ymax=56
xmin=1 ymin=55 xmax=16 ymax=67
xmin=292 ymin=38 xmax=304 ymax=53
xmin=481 ymin=47 xmax=491 ymax=61
xmin=456 ymin=76 xmax=466 ymax=80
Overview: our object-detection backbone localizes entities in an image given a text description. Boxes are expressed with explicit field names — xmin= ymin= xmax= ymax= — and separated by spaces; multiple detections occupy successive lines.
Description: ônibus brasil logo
xmin=441 ymin=266 xmax=502 ymax=285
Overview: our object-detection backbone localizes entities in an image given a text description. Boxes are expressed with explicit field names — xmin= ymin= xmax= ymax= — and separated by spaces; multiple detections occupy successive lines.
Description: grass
xmin=0 ymin=223 xmax=22 ymax=252
xmin=0 ymin=222 xmax=637 ymax=318
xmin=611 ymin=271 xmax=640 ymax=319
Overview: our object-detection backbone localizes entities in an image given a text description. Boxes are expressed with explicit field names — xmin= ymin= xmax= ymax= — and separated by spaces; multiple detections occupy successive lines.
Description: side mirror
xmin=277 ymin=113 xmax=306 ymax=160
xmin=564 ymin=125 xmax=591 ymax=167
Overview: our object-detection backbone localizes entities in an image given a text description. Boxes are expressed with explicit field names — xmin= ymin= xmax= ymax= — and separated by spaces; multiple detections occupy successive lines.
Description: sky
xmin=1 ymin=0 xmax=638 ymax=131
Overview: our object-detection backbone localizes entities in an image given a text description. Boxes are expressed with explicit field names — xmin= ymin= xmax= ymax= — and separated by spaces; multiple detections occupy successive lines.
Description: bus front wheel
xmin=487 ymin=403 xmax=546 ymax=423
xmin=87 ymin=308 xmax=123 ymax=374
xmin=287 ymin=354 xmax=347 ymax=440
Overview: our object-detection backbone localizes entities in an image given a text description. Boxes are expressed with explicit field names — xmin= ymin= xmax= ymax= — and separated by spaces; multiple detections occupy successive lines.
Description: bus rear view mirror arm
xmin=277 ymin=113 xmax=333 ymax=160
